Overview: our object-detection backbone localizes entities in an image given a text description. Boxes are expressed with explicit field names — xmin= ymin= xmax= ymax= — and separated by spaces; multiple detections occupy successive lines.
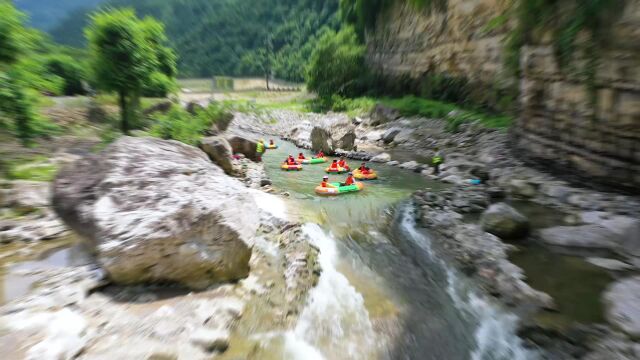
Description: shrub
xmin=148 ymin=103 xmax=229 ymax=145
xmin=43 ymin=54 xmax=87 ymax=95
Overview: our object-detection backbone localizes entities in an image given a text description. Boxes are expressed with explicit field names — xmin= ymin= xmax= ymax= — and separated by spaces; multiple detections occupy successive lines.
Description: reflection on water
xmin=0 ymin=239 xmax=89 ymax=304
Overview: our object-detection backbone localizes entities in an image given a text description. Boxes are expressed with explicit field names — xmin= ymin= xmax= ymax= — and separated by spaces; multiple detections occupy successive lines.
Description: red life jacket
xmin=345 ymin=176 xmax=355 ymax=185
xmin=321 ymin=181 xmax=328 ymax=187
xmin=330 ymin=162 xmax=338 ymax=169
xmin=338 ymin=160 xmax=346 ymax=167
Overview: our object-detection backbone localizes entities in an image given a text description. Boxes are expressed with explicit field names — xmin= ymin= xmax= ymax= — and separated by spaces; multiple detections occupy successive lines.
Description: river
xmin=260 ymin=141 xmax=537 ymax=360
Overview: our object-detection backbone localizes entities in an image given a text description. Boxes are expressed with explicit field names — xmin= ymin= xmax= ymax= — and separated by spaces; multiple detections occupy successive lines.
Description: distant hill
xmin=14 ymin=0 xmax=105 ymax=30
xmin=50 ymin=0 xmax=340 ymax=81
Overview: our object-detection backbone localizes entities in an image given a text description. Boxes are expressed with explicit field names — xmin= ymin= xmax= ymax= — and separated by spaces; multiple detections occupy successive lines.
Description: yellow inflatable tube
xmin=353 ymin=169 xmax=378 ymax=180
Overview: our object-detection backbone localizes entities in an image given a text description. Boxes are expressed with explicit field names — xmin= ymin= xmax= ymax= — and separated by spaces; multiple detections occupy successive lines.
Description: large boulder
xmin=539 ymin=224 xmax=620 ymax=251
xmin=199 ymin=136 xmax=233 ymax=174
xmin=382 ymin=128 xmax=401 ymax=144
xmin=310 ymin=114 xmax=356 ymax=154
xmin=604 ymin=276 xmax=640 ymax=337
xmin=368 ymin=104 xmax=400 ymax=126
xmin=480 ymin=203 xmax=530 ymax=240
xmin=53 ymin=137 xmax=259 ymax=289
xmin=579 ymin=212 xmax=640 ymax=257
xmin=227 ymin=135 xmax=259 ymax=161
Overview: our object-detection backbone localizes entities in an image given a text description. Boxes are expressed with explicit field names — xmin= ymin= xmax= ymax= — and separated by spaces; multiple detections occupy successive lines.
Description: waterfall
xmin=398 ymin=205 xmax=538 ymax=360
xmin=285 ymin=223 xmax=376 ymax=360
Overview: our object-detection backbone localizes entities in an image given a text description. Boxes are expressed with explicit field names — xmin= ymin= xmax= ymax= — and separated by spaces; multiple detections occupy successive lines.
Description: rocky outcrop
xmin=199 ymin=136 xmax=233 ymax=174
xmin=370 ymin=152 xmax=391 ymax=163
xmin=53 ymin=136 xmax=260 ymax=289
xmin=480 ymin=203 xmax=530 ymax=240
xmin=227 ymin=135 xmax=259 ymax=161
xmin=369 ymin=104 xmax=400 ymax=126
xmin=604 ymin=276 xmax=640 ymax=337
xmin=539 ymin=225 xmax=620 ymax=252
xmin=310 ymin=114 xmax=356 ymax=154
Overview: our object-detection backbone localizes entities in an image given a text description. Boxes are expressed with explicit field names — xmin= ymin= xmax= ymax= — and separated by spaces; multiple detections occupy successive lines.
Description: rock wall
xmin=367 ymin=0 xmax=511 ymax=88
xmin=366 ymin=0 xmax=640 ymax=193
xmin=512 ymin=2 xmax=640 ymax=192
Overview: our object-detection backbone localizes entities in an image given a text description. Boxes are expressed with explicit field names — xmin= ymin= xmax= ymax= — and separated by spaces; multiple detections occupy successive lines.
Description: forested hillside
xmin=14 ymin=0 xmax=104 ymax=30
xmin=51 ymin=0 xmax=340 ymax=81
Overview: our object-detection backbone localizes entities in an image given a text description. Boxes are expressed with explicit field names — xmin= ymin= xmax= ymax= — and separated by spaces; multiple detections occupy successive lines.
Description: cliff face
xmin=367 ymin=0 xmax=640 ymax=192
xmin=368 ymin=0 xmax=510 ymax=83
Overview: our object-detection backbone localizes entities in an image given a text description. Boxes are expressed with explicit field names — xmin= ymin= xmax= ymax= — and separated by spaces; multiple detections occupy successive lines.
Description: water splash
xmin=285 ymin=223 xmax=376 ymax=360
xmin=399 ymin=206 xmax=538 ymax=360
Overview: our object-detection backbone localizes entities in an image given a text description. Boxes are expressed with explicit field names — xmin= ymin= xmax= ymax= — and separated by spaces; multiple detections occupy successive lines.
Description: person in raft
xmin=269 ymin=139 xmax=275 ymax=146
xmin=337 ymin=157 xmax=349 ymax=170
xmin=358 ymin=162 xmax=371 ymax=174
xmin=341 ymin=172 xmax=355 ymax=186
xmin=315 ymin=150 xmax=325 ymax=158
xmin=320 ymin=175 xmax=336 ymax=188
xmin=285 ymin=155 xmax=297 ymax=165
xmin=298 ymin=152 xmax=306 ymax=160
xmin=329 ymin=159 xmax=340 ymax=170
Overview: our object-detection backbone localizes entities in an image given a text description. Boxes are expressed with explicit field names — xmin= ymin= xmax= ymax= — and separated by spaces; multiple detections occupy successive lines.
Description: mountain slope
xmin=51 ymin=0 xmax=340 ymax=81
xmin=14 ymin=0 xmax=104 ymax=30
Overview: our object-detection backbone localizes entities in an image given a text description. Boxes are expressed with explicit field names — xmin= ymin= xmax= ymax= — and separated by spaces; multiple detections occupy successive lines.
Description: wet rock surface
xmin=480 ymin=203 xmax=530 ymax=240
xmin=604 ymin=276 xmax=640 ymax=338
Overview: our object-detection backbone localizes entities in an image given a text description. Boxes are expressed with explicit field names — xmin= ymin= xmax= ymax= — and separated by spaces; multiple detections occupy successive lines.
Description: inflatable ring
xmin=353 ymin=169 xmax=378 ymax=180
xmin=298 ymin=157 xmax=327 ymax=164
xmin=281 ymin=164 xmax=302 ymax=171
xmin=325 ymin=166 xmax=348 ymax=174
xmin=267 ymin=144 xmax=278 ymax=149
xmin=315 ymin=182 xmax=364 ymax=196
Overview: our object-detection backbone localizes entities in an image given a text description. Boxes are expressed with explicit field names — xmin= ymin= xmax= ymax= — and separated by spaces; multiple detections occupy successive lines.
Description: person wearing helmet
xmin=341 ymin=172 xmax=355 ymax=186
xmin=320 ymin=175 xmax=336 ymax=188
xmin=298 ymin=152 xmax=306 ymax=160
xmin=286 ymin=154 xmax=296 ymax=165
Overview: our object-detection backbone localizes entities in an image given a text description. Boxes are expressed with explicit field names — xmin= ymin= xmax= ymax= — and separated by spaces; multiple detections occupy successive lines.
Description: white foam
xmin=285 ymin=224 xmax=375 ymax=360
xmin=251 ymin=190 xmax=288 ymax=220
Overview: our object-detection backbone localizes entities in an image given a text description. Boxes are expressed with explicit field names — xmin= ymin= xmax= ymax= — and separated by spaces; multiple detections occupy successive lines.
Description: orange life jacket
xmin=330 ymin=162 xmax=338 ymax=169
xmin=345 ymin=176 xmax=355 ymax=185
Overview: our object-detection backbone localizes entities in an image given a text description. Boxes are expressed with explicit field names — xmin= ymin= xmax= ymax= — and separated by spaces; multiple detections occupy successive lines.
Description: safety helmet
xmin=323 ymin=175 xmax=329 ymax=179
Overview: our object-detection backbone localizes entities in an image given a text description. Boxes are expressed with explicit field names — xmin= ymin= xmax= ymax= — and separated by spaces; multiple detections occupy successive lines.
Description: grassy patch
xmin=4 ymin=156 xmax=58 ymax=182
xmin=148 ymin=103 xmax=230 ymax=146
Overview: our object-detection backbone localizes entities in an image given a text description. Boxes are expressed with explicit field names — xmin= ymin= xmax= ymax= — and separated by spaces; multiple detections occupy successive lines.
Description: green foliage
xmin=6 ymin=160 xmax=58 ymax=182
xmin=306 ymin=27 xmax=367 ymax=99
xmin=86 ymin=9 xmax=177 ymax=133
xmin=0 ymin=1 xmax=33 ymax=64
xmin=53 ymin=0 xmax=340 ymax=82
xmin=148 ymin=103 xmax=229 ymax=145
xmin=41 ymin=54 xmax=87 ymax=95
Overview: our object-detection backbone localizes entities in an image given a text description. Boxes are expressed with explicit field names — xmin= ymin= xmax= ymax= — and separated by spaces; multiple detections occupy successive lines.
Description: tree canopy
xmin=86 ymin=8 xmax=177 ymax=133
xmin=51 ymin=0 xmax=340 ymax=82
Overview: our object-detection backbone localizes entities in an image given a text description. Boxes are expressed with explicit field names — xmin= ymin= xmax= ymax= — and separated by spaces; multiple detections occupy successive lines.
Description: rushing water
xmin=262 ymin=142 xmax=536 ymax=360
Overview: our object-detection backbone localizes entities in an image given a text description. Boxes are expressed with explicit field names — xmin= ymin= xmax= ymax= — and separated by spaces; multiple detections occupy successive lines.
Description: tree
xmin=306 ymin=26 xmax=366 ymax=99
xmin=85 ymin=9 xmax=175 ymax=134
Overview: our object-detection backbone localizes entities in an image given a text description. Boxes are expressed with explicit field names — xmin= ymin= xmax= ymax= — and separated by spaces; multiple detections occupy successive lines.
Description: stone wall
xmin=367 ymin=0 xmax=640 ymax=193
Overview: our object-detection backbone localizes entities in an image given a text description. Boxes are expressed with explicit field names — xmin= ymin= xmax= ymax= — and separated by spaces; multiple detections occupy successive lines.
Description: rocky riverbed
xmin=239 ymin=106 xmax=640 ymax=358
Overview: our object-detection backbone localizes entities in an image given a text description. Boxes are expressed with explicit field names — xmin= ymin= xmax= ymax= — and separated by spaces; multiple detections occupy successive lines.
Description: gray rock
xmin=586 ymin=258 xmax=634 ymax=271
xmin=53 ymin=137 xmax=259 ymax=289
xmin=399 ymin=161 xmax=420 ymax=170
xmin=540 ymin=184 xmax=572 ymax=201
xmin=310 ymin=115 xmax=356 ymax=154
xmin=227 ymin=135 xmax=259 ymax=161
xmin=370 ymin=152 xmax=391 ymax=163
xmin=199 ymin=136 xmax=233 ymax=175
xmin=441 ymin=174 xmax=464 ymax=185
xmin=579 ymin=212 xmax=640 ymax=257
xmin=539 ymin=225 xmax=620 ymax=250
xmin=604 ymin=276 xmax=640 ymax=337
xmin=480 ymin=203 xmax=530 ymax=240
xmin=508 ymin=179 xmax=537 ymax=198
xmin=189 ymin=328 xmax=230 ymax=352
xmin=382 ymin=128 xmax=401 ymax=144
xmin=369 ymin=104 xmax=400 ymax=126
xmin=7 ymin=180 xmax=51 ymax=210
xmin=386 ymin=161 xmax=399 ymax=166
